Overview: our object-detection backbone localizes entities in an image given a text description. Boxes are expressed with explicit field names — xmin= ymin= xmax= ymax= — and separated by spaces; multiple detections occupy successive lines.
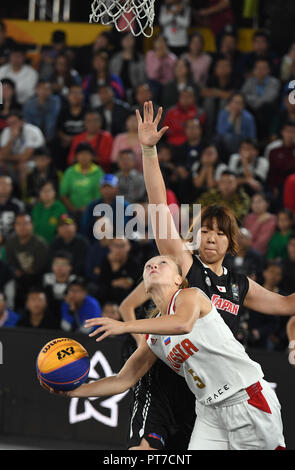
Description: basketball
xmin=36 ymin=338 xmax=90 ymax=391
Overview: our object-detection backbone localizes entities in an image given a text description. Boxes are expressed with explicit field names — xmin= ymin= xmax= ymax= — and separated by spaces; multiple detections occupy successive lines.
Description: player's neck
xmin=150 ymin=286 xmax=179 ymax=317
xmin=198 ymin=255 xmax=224 ymax=276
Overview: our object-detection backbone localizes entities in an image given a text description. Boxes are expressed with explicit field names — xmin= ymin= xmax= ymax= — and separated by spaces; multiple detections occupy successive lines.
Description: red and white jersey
xmin=146 ymin=288 xmax=263 ymax=406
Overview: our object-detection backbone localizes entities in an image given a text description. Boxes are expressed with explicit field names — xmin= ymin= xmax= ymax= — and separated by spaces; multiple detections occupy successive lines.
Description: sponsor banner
xmin=0 ymin=328 xmax=294 ymax=449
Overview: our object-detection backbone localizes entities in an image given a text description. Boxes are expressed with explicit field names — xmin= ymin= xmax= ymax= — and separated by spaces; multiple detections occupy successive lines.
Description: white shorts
xmin=188 ymin=380 xmax=286 ymax=450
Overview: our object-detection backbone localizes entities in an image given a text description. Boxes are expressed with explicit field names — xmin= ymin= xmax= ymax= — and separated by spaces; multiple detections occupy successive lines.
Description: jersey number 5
xmin=188 ymin=368 xmax=206 ymax=389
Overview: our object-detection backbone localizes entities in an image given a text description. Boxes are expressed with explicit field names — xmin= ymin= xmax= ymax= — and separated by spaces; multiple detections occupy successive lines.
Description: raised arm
xmin=245 ymin=278 xmax=295 ymax=316
xmin=136 ymin=101 xmax=193 ymax=275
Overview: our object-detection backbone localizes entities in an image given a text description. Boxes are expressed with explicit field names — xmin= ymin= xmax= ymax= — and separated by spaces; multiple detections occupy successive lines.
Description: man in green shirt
xmin=32 ymin=181 xmax=67 ymax=243
xmin=60 ymin=143 xmax=105 ymax=216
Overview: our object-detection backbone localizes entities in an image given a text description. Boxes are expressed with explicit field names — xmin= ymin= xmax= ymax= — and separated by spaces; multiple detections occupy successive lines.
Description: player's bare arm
xmin=136 ymin=101 xmax=193 ymax=276
xmin=245 ymin=278 xmax=295 ymax=316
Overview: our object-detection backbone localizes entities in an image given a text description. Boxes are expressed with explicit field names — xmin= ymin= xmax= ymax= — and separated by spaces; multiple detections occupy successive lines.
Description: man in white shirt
xmin=0 ymin=46 xmax=38 ymax=104
xmin=0 ymin=109 xmax=45 ymax=186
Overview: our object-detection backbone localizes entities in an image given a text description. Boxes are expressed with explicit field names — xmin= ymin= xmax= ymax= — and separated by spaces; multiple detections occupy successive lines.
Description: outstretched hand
xmin=85 ymin=317 xmax=126 ymax=342
xmin=136 ymin=101 xmax=169 ymax=147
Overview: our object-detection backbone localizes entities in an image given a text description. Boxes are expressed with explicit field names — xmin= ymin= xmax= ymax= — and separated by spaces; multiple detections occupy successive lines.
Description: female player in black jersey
xmin=115 ymin=101 xmax=295 ymax=451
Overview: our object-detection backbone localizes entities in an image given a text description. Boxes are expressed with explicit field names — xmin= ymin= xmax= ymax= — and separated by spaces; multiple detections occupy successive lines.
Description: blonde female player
xmin=42 ymin=255 xmax=286 ymax=450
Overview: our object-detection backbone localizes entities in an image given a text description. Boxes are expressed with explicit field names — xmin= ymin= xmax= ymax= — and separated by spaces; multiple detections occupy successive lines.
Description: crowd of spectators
xmin=0 ymin=0 xmax=295 ymax=352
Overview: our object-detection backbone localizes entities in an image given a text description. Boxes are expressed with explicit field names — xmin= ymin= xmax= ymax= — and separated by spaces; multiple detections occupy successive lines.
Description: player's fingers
xmin=95 ymin=331 xmax=110 ymax=342
xmin=149 ymin=101 xmax=154 ymax=122
xmin=135 ymin=108 xmax=142 ymax=125
xmin=158 ymin=126 xmax=169 ymax=138
xmin=154 ymin=106 xmax=163 ymax=127
xmin=143 ymin=101 xmax=148 ymax=122
xmin=88 ymin=326 xmax=105 ymax=337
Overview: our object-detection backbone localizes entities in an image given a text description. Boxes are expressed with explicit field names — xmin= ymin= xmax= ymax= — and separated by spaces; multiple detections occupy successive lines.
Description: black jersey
xmin=186 ymin=255 xmax=249 ymax=338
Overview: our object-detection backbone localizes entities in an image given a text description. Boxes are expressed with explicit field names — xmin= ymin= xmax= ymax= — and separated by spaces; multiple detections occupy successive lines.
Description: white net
xmin=89 ymin=0 xmax=155 ymax=38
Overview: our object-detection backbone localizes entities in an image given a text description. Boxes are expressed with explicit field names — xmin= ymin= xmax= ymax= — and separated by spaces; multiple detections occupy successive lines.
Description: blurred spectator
xmin=163 ymin=87 xmax=206 ymax=146
xmin=266 ymin=209 xmax=294 ymax=261
xmin=43 ymin=251 xmax=76 ymax=320
xmin=194 ymin=0 xmax=234 ymax=41
xmin=281 ymin=235 xmax=295 ymax=295
xmin=102 ymin=302 xmax=121 ymax=321
xmin=0 ymin=20 xmax=17 ymax=66
xmin=159 ymin=0 xmax=191 ymax=56
xmin=240 ymin=31 xmax=280 ymax=78
xmin=109 ymin=32 xmax=145 ymax=103
xmin=0 ymin=292 xmax=19 ymax=327
xmin=51 ymin=53 xmax=81 ymax=97
xmin=76 ymin=31 xmax=114 ymax=76
xmin=84 ymin=216 xmax=111 ymax=284
xmin=225 ymin=227 xmax=264 ymax=283
xmin=0 ymin=109 xmax=45 ymax=187
xmin=244 ymin=192 xmax=277 ymax=256
xmin=52 ymin=84 xmax=86 ymax=171
xmin=23 ymin=80 xmax=61 ymax=142
xmin=241 ymin=59 xmax=280 ymax=142
xmin=116 ymin=149 xmax=146 ymax=203
xmin=216 ymin=94 xmax=257 ymax=157
xmin=271 ymin=93 xmax=295 ymax=141
xmin=0 ymin=259 xmax=15 ymax=309
xmin=83 ymin=50 xmax=124 ymax=107
xmin=280 ymin=41 xmax=295 ymax=82
xmin=247 ymin=262 xmax=283 ymax=351
xmin=192 ymin=145 xmax=227 ymax=197
xmin=80 ymin=173 xmax=130 ymax=242
xmin=267 ymin=122 xmax=295 ymax=207
xmin=284 ymin=173 xmax=295 ymax=216
xmin=67 ymin=109 xmax=113 ymax=172
xmin=0 ymin=175 xmax=25 ymax=238
xmin=61 ymin=143 xmax=104 ymax=217
xmin=17 ymin=288 xmax=58 ymax=329
xmin=145 ymin=35 xmax=177 ymax=101
xmin=197 ymin=170 xmax=251 ymax=223
xmin=228 ymin=138 xmax=268 ymax=194
xmin=0 ymin=45 xmax=38 ymax=104
xmin=24 ymin=146 xmax=60 ymax=205
xmin=50 ymin=214 xmax=90 ymax=276
xmin=5 ymin=213 xmax=49 ymax=309
xmin=174 ymin=118 xmax=204 ymax=172
xmin=0 ymin=78 xmax=21 ymax=130
xmin=31 ymin=181 xmax=67 ymax=244
xmin=201 ymin=58 xmax=237 ymax=137
xmin=111 ymin=114 xmax=142 ymax=171
xmin=212 ymin=31 xmax=242 ymax=79
xmin=39 ymin=30 xmax=73 ymax=81
xmin=98 ymin=237 xmax=141 ymax=304
xmin=96 ymin=84 xmax=132 ymax=136
xmin=161 ymin=57 xmax=199 ymax=110
xmin=181 ymin=32 xmax=212 ymax=87
xmin=61 ymin=278 xmax=102 ymax=334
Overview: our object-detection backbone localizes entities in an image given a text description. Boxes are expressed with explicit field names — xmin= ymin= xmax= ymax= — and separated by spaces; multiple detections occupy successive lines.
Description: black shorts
xmin=127 ymin=360 xmax=196 ymax=450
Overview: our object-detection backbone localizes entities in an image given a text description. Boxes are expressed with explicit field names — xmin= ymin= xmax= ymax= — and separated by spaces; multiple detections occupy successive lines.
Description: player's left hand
xmin=85 ymin=317 xmax=126 ymax=342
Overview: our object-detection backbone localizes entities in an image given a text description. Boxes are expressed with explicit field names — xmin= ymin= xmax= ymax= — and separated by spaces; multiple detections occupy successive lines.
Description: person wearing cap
xmin=80 ymin=173 xmax=131 ymax=242
xmin=50 ymin=214 xmax=89 ymax=276
xmin=60 ymin=142 xmax=105 ymax=216
xmin=0 ymin=45 xmax=38 ymax=105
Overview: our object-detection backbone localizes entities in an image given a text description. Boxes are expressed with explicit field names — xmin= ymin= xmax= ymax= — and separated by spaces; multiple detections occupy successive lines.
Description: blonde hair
xmin=147 ymin=255 xmax=188 ymax=318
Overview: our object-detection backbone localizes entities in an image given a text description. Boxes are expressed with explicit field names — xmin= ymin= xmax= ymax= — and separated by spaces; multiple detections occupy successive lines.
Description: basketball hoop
xmin=89 ymin=0 xmax=155 ymax=38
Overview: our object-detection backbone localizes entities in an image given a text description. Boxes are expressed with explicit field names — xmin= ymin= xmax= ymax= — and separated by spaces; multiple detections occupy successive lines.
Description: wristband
xmin=141 ymin=145 xmax=157 ymax=158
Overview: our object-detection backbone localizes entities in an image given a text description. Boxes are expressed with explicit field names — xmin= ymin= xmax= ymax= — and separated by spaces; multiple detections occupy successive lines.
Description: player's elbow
xmin=175 ymin=322 xmax=193 ymax=335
